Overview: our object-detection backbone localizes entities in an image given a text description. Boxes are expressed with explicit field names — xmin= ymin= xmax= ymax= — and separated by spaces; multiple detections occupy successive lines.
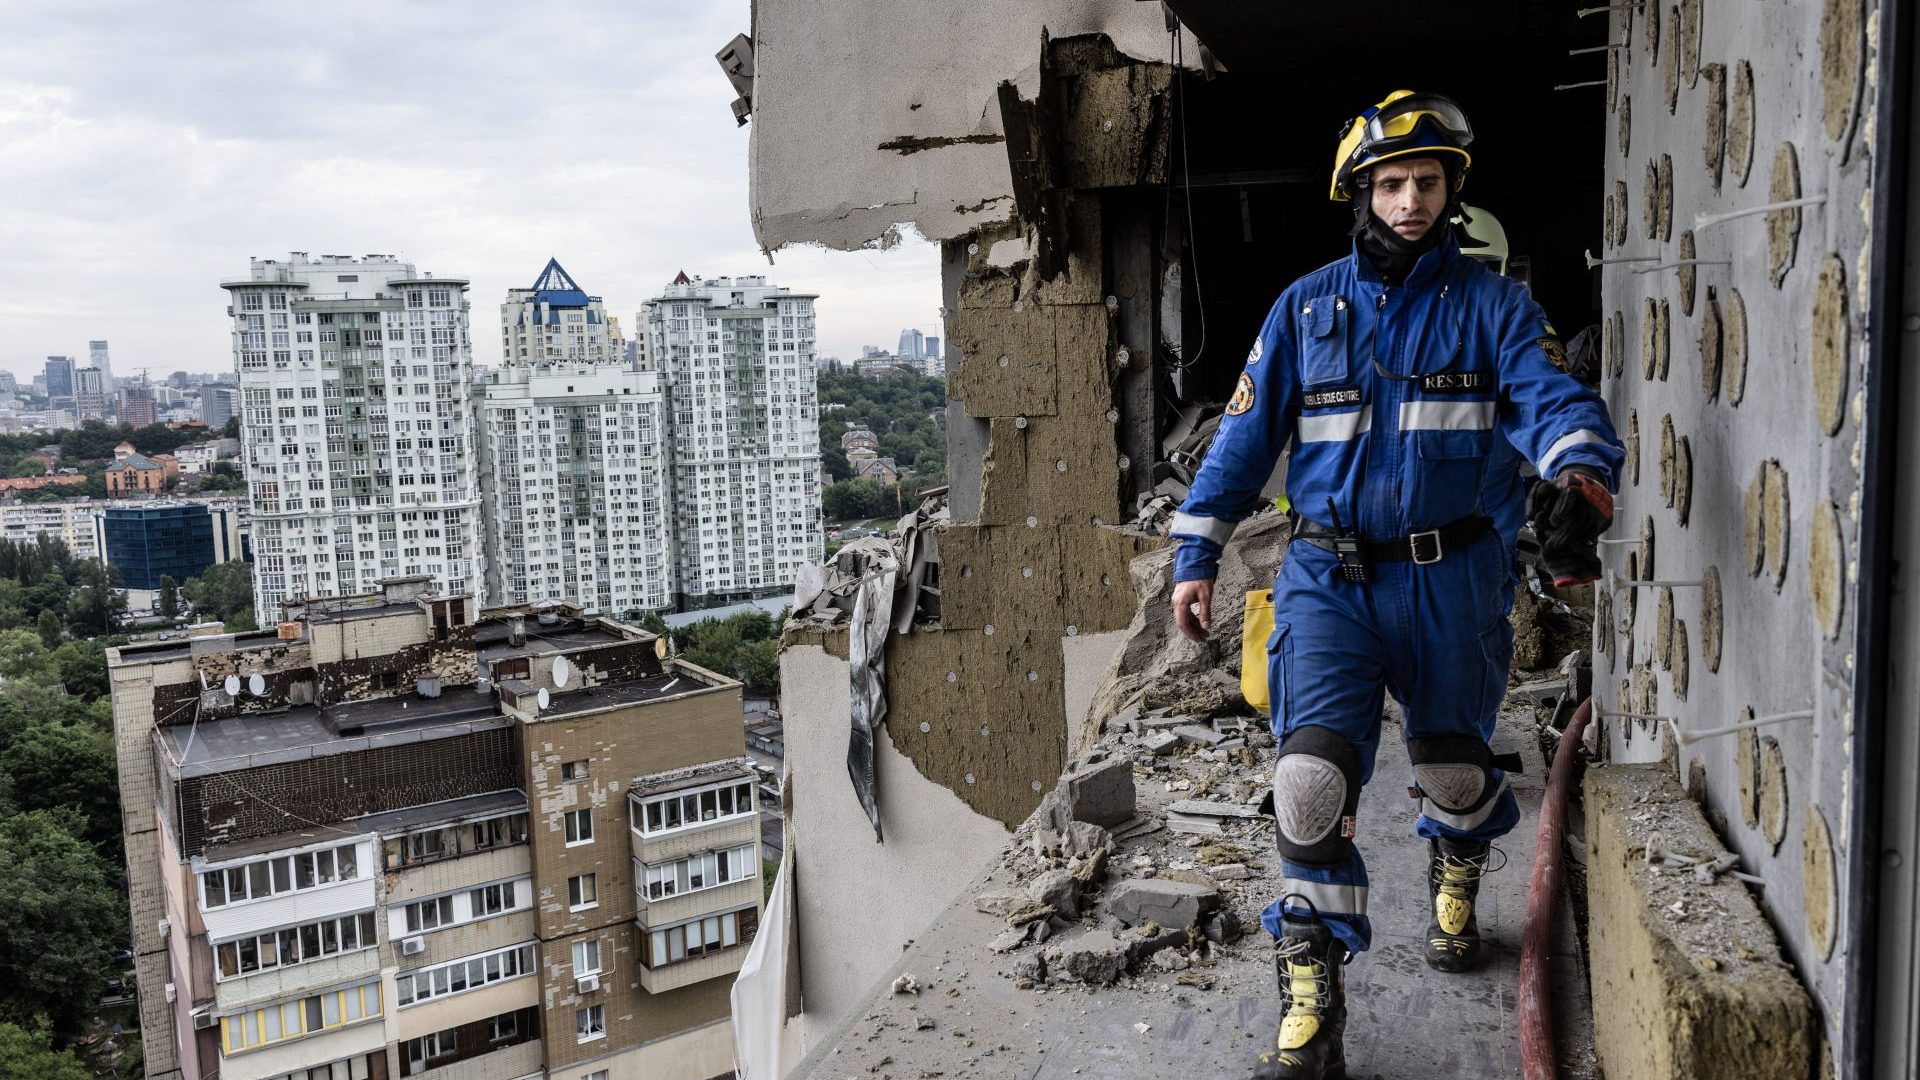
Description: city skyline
xmin=0 ymin=2 xmax=939 ymax=381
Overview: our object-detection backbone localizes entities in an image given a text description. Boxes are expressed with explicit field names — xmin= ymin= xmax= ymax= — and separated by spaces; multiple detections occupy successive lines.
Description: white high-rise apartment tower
xmin=222 ymin=253 xmax=483 ymax=622
xmin=645 ymin=273 xmax=823 ymax=608
xmin=476 ymin=259 xmax=675 ymax=616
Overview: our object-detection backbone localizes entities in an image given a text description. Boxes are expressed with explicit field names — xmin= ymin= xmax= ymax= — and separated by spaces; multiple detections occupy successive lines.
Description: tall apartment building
xmin=109 ymin=579 xmax=754 ymax=1080
xmin=45 ymin=355 xmax=75 ymax=409
xmin=642 ymin=274 xmax=823 ymax=608
xmin=203 ymin=385 xmax=239 ymax=428
xmin=76 ymin=367 xmax=112 ymax=420
xmin=222 ymin=254 xmax=483 ymax=623
xmin=477 ymin=261 xmax=675 ymax=617
xmin=2 ymin=499 xmax=103 ymax=559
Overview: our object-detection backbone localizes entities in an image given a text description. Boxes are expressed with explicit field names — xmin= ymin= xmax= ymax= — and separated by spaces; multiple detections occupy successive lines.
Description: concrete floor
xmin=787 ymin=698 xmax=1596 ymax=1080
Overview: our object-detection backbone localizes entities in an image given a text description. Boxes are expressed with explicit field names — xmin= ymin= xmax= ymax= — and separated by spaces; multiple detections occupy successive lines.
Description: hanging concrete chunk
xmin=1618 ymin=93 xmax=1632 ymax=159
xmin=1597 ymin=586 xmax=1615 ymax=660
xmin=1812 ymin=254 xmax=1851 ymax=435
xmin=1763 ymin=460 xmax=1791 ymax=590
xmin=1819 ymin=0 xmax=1864 ymax=151
xmin=1729 ymin=61 xmax=1757 ymax=187
xmin=1700 ymin=287 xmax=1723 ymax=399
xmin=1609 ymin=310 xmax=1626 ymax=379
xmin=1655 ymin=586 xmax=1675 ymax=669
xmin=1680 ymin=0 xmax=1702 ymax=87
xmin=1608 ymin=49 xmax=1621 ymax=113
xmin=1658 ymin=414 xmax=1677 ymax=504
xmin=1662 ymin=5 xmax=1680 ymax=114
xmin=1678 ymin=230 xmax=1699 ymax=316
xmin=1674 ymin=435 xmax=1694 ymax=526
xmin=1644 ymin=0 xmax=1661 ymax=59
xmin=1641 ymin=298 xmax=1660 ymax=380
xmin=1804 ymin=805 xmax=1838 ymax=960
xmin=1656 ymin=298 xmax=1672 ymax=379
xmin=1723 ymin=287 xmax=1750 ymax=404
xmin=1672 ymin=619 xmax=1690 ymax=700
xmin=1744 ymin=462 xmax=1767 ymax=576
xmin=1702 ymin=63 xmax=1727 ymax=188
xmin=1603 ymin=189 xmax=1617 ymax=253
xmin=1641 ymin=515 xmax=1658 ymax=580
xmin=1759 ymin=735 xmax=1789 ymax=851
xmin=1643 ymin=160 xmax=1660 ymax=241
xmin=1735 ymin=715 xmax=1760 ymax=826
xmin=1810 ymin=500 xmax=1845 ymax=639
xmin=1623 ymin=550 xmax=1641 ymax=628
xmin=1626 ymin=408 xmax=1641 ymax=485
xmin=1613 ymin=179 xmax=1631 ymax=246
xmin=1701 ymin=566 xmax=1723 ymax=673
xmin=1768 ymin=143 xmax=1803 ymax=287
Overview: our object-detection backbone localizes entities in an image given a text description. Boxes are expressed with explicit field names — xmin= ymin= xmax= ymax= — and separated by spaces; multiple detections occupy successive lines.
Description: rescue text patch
xmin=1226 ymin=372 xmax=1256 ymax=416
xmin=1303 ymin=385 xmax=1362 ymax=408
xmin=1247 ymin=337 xmax=1264 ymax=365
xmin=1538 ymin=336 xmax=1571 ymax=373
xmin=1418 ymin=371 xmax=1492 ymax=394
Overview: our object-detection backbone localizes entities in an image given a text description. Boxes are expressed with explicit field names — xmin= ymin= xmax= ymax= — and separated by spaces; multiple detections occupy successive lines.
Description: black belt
xmin=1292 ymin=514 xmax=1492 ymax=566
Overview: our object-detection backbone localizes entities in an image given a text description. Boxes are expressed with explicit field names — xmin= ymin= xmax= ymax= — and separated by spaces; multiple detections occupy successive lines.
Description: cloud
xmin=0 ymin=1 xmax=941 ymax=379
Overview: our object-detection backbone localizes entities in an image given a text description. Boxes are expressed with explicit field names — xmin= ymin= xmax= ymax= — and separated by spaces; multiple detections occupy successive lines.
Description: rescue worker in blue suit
xmin=1166 ymin=92 xmax=1623 ymax=1080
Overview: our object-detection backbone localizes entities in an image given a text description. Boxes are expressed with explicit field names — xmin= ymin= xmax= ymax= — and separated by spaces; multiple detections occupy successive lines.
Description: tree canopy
xmin=0 ymin=1022 xmax=93 ymax=1080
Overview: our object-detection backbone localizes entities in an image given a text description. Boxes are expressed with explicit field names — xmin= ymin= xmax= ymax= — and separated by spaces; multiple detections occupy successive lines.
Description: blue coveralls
xmin=1170 ymin=237 xmax=1622 ymax=955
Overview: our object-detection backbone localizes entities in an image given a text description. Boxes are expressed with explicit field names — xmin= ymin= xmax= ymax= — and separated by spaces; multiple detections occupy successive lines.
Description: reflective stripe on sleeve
xmin=1419 ymin=774 xmax=1513 ymax=833
xmin=1276 ymin=879 xmax=1370 ymax=918
xmin=1297 ymin=409 xmax=1372 ymax=443
xmin=1169 ymin=512 xmax=1235 ymax=545
xmin=1538 ymin=428 xmax=1610 ymax=475
xmin=1397 ymin=399 xmax=1496 ymax=431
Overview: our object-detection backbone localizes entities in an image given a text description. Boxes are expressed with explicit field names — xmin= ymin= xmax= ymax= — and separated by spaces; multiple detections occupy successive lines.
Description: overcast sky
xmin=0 ymin=1 xmax=941 ymax=382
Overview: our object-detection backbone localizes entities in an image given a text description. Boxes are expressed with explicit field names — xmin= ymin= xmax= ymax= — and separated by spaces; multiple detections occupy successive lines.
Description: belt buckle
xmin=1409 ymin=528 xmax=1444 ymax=565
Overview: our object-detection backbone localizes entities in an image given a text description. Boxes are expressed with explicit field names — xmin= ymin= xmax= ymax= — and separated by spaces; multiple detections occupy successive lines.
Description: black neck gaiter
xmin=1351 ymin=200 xmax=1452 ymax=284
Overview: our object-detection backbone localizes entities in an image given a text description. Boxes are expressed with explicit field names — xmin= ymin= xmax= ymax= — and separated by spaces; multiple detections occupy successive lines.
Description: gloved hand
xmin=1525 ymin=466 xmax=1613 ymax=586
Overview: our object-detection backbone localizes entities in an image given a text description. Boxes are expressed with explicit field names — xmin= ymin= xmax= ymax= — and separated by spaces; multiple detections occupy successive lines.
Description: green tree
xmin=4 ymin=460 xmax=43 ymax=480
xmin=64 ymin=562 xmax=124 ymax=639
xmin=0 ymin=722 xmax=119 ymax=862
xmin=823 ymin=478 xmax=898 ymax=523
xmin=227 ymin=606 xmax=258 ymax=633
xmin=0 ymin=810 xmax=126 ymax=1037
xmin=182 ymin=560 xmax=254 ymax=621
xmin=33 ymin=611 xmax=60 ymax=650
xmin=50 ymin=640 xmax=110 ymax=702
xmin=0 ymin=631 xmax=46 ymax=683
xmin=0 ymin=1022 xmax=92 ymax=1080
xmin=157 ymin=575 xmax=180 ymax=620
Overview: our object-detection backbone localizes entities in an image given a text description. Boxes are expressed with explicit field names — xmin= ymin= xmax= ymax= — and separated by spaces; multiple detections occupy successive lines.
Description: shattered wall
xmin=1592 ymin=0 xmax=1880 ymax=1067
xmin=746 ymin=2 xmax=1168 ymax=251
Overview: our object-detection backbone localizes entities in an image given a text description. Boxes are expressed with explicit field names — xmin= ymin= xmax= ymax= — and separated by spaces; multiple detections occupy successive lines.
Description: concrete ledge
xmin=1584 ymin=765 xmax=1813 ymax=1080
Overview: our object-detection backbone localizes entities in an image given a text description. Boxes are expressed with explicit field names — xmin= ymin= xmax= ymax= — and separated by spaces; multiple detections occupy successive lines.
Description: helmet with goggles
xmin=1330 ymin=90 xmax=1474 ymax=202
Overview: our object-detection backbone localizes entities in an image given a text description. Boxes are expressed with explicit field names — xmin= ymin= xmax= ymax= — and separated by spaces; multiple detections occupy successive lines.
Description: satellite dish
xmin=536 ymin=687 xmax=550 ymax=710
xmin=248 ymin=674 xmax=266 ymax=697
xmin=223 ymin=675 xmax=241 ymax=696
xmin=552 ymin=656 xmax=570 ymax=687
xmin=654 ymin=636 xmax=669 ymax=660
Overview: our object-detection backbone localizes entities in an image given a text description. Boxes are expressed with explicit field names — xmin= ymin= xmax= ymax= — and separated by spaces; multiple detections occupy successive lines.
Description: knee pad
xmin=1270 ymin=726 xmax=1362 ymax=866
xmin=1408 ymin=736 xmax=1509 ymax=832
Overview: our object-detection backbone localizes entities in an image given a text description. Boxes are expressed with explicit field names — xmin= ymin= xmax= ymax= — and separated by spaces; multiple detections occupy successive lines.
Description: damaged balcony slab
xmin=785 ymin=689 xmax=1595 ymax=1079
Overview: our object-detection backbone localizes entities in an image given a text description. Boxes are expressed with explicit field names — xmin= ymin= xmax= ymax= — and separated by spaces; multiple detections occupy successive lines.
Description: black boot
xmin=1425 ymin=836 xmax=1493 ymax=972
xmin=1252 ymin=914 xmax=1347 ymax=1079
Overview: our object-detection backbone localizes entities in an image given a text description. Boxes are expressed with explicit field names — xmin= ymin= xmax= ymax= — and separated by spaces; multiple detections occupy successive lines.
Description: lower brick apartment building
xmin=108 ymin=577 xmax=756 ymax=1080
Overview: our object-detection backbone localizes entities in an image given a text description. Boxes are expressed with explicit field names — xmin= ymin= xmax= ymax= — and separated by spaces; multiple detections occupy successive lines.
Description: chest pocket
xmin=1298 ymin=294 xmax=1350 ymax=387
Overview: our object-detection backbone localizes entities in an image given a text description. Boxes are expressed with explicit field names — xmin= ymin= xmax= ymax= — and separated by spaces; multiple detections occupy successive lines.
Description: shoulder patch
xmin=1537 ymin=336 xmax=1571 ymax=374
xmin=1226 ymin=372 xmax=1256 ymax=416
xmin=1247 ymin=336 xmax=1264 ymax=365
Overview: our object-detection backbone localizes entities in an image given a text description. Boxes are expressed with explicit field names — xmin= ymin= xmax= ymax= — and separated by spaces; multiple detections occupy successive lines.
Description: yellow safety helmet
xmin=1452 ymin=204 xmax=1509 ymax=275
xmin=1330 ymin=90 xmax=1474 ymax=201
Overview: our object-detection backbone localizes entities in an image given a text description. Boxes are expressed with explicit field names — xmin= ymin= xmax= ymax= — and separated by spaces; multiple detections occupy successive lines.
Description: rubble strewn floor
xmin=790 ymin=687 xmax=1598 ymax=1080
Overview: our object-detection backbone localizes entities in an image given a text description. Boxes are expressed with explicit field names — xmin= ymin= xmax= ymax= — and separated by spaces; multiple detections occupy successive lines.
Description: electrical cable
xmin=1166 ymin=24 xmax=1210 ymax=372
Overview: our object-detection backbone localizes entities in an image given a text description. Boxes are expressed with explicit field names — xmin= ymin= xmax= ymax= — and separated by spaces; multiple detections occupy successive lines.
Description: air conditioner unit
xmin=576 ymin=974 xmax=600 ymax=995
xmin=164 ymin=982 xmax=177 ymax=1004
xmin=192 ymin=1011 xmax=216 ymax=1031
xmin=157 ymin=918 xmax=171 ymax=939
xmin=401 ymin=936 xmax=425 ymax=956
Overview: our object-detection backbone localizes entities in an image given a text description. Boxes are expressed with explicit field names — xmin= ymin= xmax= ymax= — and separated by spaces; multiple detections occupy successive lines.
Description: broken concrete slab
xmin=1137 ymin=730 xmax=1180 ymax=755
xmin=1166 ymin=798 xmax=1264 ymax=820
xmin=1050 ymin=929 xmax=1131 ymax=986
xmin=1585 ymin=765 xmax=1814 ymax=1080
xmin=1057 ymin=755 xmax=1136 ymax=828
xmin=1174 ymin=724 xmax=1226 ymax=746
xmin=1107 ymin=877 xmax=1221 ymax=930
xmin=1028 ymin=868 xmax=1081 ymax=918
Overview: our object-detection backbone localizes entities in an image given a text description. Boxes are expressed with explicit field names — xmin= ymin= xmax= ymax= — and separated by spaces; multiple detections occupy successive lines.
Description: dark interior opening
xmin=1161 ymin=9 xmax=1609 ymax=403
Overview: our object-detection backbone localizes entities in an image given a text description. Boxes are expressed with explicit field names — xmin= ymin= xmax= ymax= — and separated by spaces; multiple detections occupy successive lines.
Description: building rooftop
xmin=474 ymin=616 xmax=635 ymax=663
xmin=158 ymin=691 xmax=510 ymax=778
xmin=348 ymin=788 xmax=527 ymax=838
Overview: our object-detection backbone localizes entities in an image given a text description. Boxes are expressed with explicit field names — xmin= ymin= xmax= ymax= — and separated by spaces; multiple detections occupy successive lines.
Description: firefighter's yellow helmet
xmin=1330 ymin=90 xmax=1474 ymax=202
xmin=1453 ymin=204 xmax=1510 ymax=275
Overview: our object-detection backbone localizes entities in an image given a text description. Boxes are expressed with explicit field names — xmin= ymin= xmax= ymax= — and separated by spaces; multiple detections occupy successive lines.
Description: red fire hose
xmin=1520 ymin=695 xmax=1591 ymax=1080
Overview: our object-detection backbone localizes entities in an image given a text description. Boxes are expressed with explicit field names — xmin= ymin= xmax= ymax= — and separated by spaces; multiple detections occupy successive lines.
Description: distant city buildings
xmin=222 ymin=253 xmax=484 ymax=623
xmin=74 ymin=367 xmax=110 ymax=420
xmin=478 ymin=260 xmax=675 ymax=617
xmin=93 ymin=501 xmax=217 ymax=590
xmin=3 ymin=493 xmax=248 ymax=567
xmin=644 ymin=273 xmax=823 ymax=609
xmin=44 ymin=355 xmax=74 ymax=410
xmin=841 ymin=427 xmax=899 ymax=483
xmin=202 ymin=384 xmax=239 ymax=427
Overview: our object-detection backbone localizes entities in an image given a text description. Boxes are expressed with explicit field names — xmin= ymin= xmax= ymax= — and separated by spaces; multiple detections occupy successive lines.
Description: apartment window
xmin=266 ymin=1058 xmax=373 ymax=1080
xmin=567 ymin=873 xmax=597 ymax=910
xmin=200 ymin=843 xmax=361 ymax=910
xmin=395 ymin=943 xmax=534 ymax=1007
xmin=488 ymin=1013 xmax=518 ymax=1042
xmin=404 ymin=895 xmax=454 ymax=933
xmin=642 ymin=844 xmax=756 ymax=901
xmin=215 ymin=912 xmax=377 ymax=980
xmin=402 ymin=1028 xmax=456 ymax=1073
xmin=564 ymin=808 xmax=593 ymax=846
xmin=470 ymin=882 xmax=518 ymax=917
xmin=572 ymin=938 xmax=601 ymax=975
xmin=631 ymin=780 xmax=755 ymax=837
xmin=384 ymin=813 xmax=528 ymax=870
xmin=584 ymin=1072 xmax=610 ymax=1080
xmin=561 ymin=759 xmax=590 ymax=781
xmin=641 ymin=908 xmax=757 ymax=969
xmin=575 ymin=1004 xmax=605 ymax=1043
xmin=218 ymin=981 xmax=382 ymax=1054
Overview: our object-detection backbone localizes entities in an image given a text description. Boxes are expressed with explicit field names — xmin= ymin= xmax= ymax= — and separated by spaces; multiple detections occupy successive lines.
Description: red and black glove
xmin=1525 ymin=466 xmax=1614 ymax=586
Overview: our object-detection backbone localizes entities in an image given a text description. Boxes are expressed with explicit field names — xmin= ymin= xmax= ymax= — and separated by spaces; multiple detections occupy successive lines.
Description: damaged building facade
xmin=742 ymin=1 xmax=1920 ymax=1077
xmin=111 ymin=578 xmax=759 ymax=1080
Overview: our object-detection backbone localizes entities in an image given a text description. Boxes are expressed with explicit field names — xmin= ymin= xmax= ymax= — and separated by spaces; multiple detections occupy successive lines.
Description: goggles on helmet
xmin=1357 ymin=93 xmax=1474 ymax=154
